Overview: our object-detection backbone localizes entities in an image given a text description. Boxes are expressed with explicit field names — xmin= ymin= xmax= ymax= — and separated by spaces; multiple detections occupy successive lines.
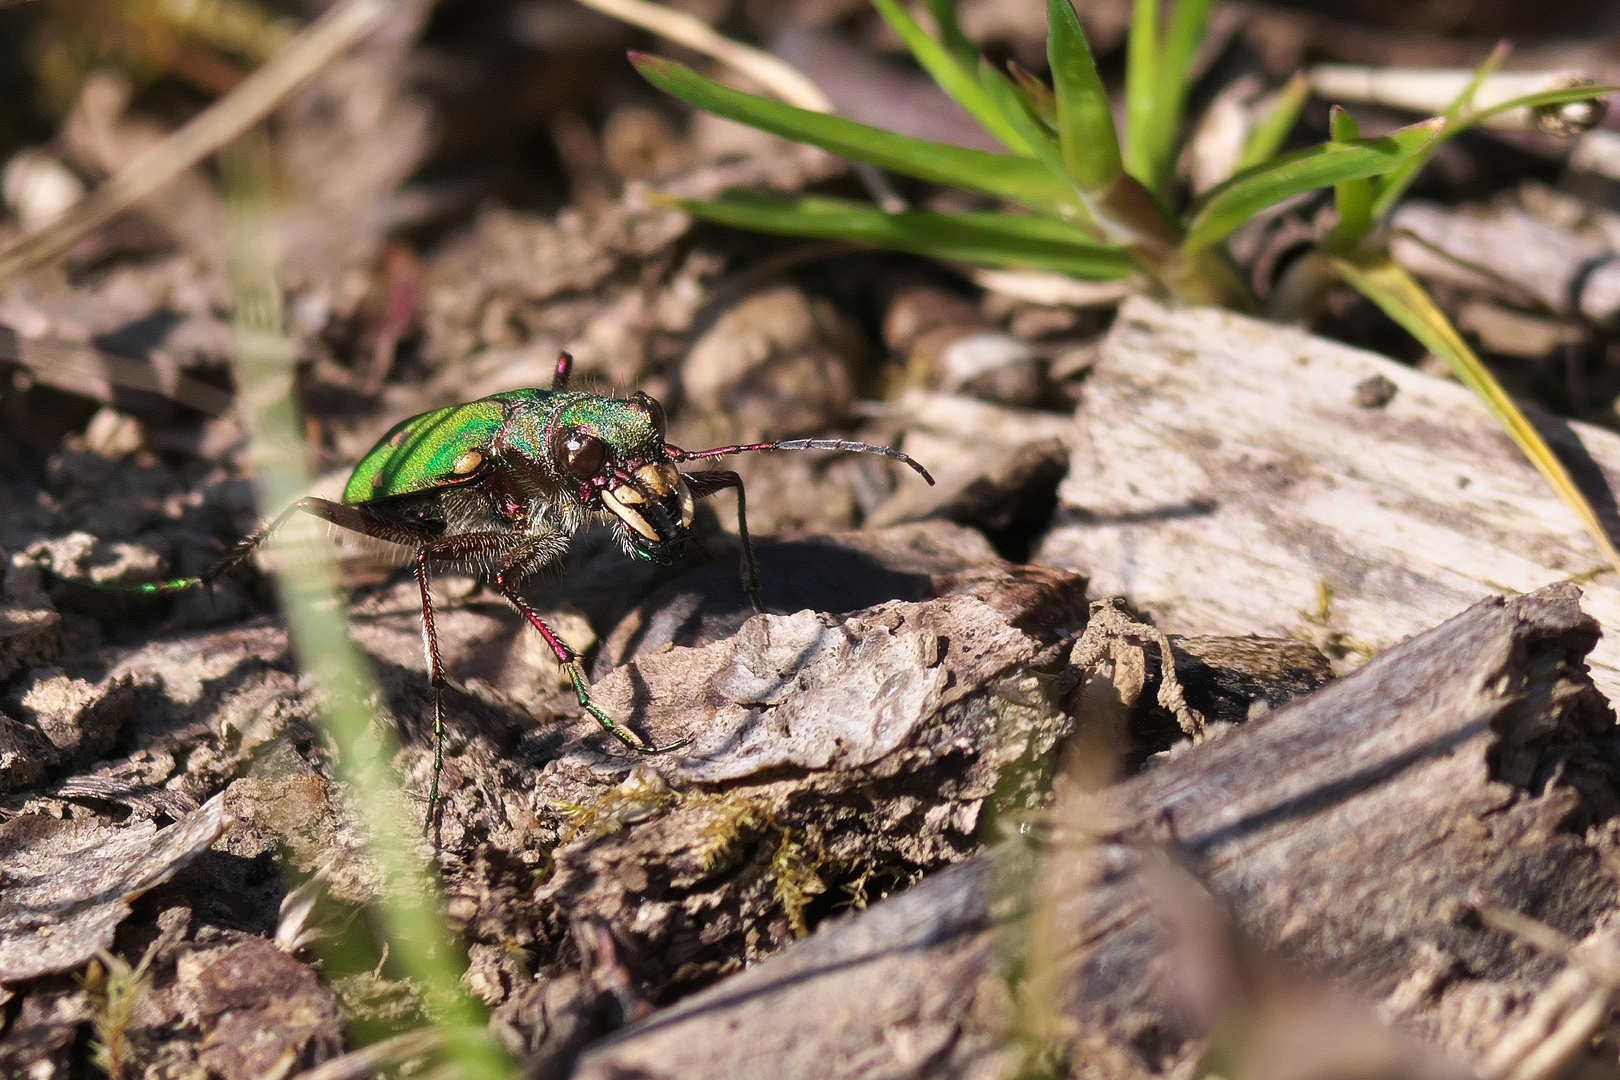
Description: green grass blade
xmin=923 ymin=0 xmax=977 ymax=70
xmin=872 ymin=0 xmax=1035 ymax=155
xmin=1236 ymin=71 xmax=1308 ymax=170
xmin=634 ymin=52 xmax=1084 ymax=217
xmin=1369 ymin=83 xmax=1618 ymax=221
xmin=673 ymin=192 xmax=1134 ymax=278
xmin=1123 ymin=0 xmax=1159 ymax=190
xmin=981 ymin=61 xmax=1067 ymax=167
xmin=1183 ymin=118 xmax=1441 ymax=252
xmin=1333 ymin=253 xmax=1620 ymax=576
xmin=1324 ymin=106 xmax=1372 ymax=255
xmin=1008 ymin=60 xmax=1058 ymax=127
xmin=1047 ymin=0 xmax=1123 ymax=192
xmin=1146 ymin=0 xmax=1214 ymax=194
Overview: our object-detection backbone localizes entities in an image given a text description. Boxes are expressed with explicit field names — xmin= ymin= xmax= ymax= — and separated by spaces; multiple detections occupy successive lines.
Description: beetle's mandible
xmin=140 ymin=353 xmax=933 ymax=830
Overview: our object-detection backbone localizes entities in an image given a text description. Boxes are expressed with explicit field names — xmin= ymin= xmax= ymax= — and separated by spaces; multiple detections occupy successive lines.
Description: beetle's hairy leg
xmin=495 ymin=574 xmax=689 ymax=755
xmin=552 ymin=350 xmax=573 ymax=390
xmin=684 ymin=470 xmax=763 ymax=615
xmin=414 ymin=549 xmax=450 ymax=838
xmin=666 ymin=438 xmax=936 ymax=486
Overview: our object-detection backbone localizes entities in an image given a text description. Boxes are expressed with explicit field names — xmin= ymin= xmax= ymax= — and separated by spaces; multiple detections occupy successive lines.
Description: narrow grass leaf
xmin=1184 ymin=118 xmax=1441 ymax=252
xmin=1236 ymin=71 xmax=1308 ymax=170
xmin=1324 ymin=106 xmax=1372 ymax=255
xmin=1333 ymin=253 xmax=1620 ymax=576
xmin=981 ymin=61 xmax=1075 ymax=184
xmin=1123 ymin=0 xmax=1160 ymax=189
xmin=872 ymin=0 xmax=1035 ymax=155
xmin=1008 ymin=60 xmax=1058 ymax=127
xmin=673 ymin=193 xmax=1134 ymax=278
xmin=1369 ymin=83 xmax=1618 ymax=220
xmin=1047 ymin=0 xmax=1123 ymax=192
xmin=1146 ymin=0 xmax=1214 ymax=194
xmin=923 ymin=0 xmax=978 ymax=71
xmin=1361 ymin=42 xmax=1505 ymax=224
xmin=634 ymin=53 xmax=1084 ymax=216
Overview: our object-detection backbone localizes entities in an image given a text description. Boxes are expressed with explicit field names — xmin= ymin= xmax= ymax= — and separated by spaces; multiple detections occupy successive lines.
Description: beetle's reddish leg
xmin=552 ymin=351 xmax=573 ymax=390
xmin=683 ymin=470 xmax=763 ymax=615
xmin=413 ymin=549 xmax=450 ymax=836
xmin=494 ymin=571 xmax=689 ymax=755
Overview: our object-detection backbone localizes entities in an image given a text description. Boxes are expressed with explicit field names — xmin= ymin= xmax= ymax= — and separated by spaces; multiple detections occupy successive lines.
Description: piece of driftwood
xmin=1389 ymin=201 xmax=1620 ymax=325
xmin=570 ymin=583 xmax=1618 ymax=1080
xmin=1037 ymin=295 xmax=1620 ymax=702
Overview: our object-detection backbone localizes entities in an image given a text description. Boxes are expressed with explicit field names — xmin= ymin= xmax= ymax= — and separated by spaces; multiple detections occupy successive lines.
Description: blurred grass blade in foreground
xmin=221 ymin=131 xmax=518 ymax=1080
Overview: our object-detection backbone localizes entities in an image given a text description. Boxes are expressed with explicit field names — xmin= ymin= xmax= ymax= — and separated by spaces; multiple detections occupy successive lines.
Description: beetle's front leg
xmin=683 ymin=469 xmax=764 ymax=615
xmin=493 ymin=569 xmax=689 ymax=755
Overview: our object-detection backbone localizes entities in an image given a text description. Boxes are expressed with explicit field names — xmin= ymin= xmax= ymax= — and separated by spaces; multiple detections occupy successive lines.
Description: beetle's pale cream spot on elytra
xmin=452 ymin=450 xmax=483 ymax=475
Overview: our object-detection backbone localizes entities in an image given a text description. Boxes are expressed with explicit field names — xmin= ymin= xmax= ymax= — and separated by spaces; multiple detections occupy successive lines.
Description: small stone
xmin=1353 ymin=374 xmax=1399 ymax=409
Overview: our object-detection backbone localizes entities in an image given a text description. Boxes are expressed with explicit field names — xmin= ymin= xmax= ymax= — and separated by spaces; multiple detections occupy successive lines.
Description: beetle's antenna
xmin=667 ymin=438 xmax=935 ymax=485
xmin=552 ymin=351 xmax=573 ymax=390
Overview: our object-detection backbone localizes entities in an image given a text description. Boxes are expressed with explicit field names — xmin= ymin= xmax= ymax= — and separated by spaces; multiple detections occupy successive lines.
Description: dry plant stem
xmin=221 ymin=131 xmax=515 ymax=1079
xmin=576 ymin=0 xmax=829 ymax=110
xmin=0 ymin=0 xmax=385 ymax=292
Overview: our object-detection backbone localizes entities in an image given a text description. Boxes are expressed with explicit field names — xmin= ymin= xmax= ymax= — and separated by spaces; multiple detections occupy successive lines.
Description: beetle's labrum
xmin=110 ymin=352 xmax=934 ymax=833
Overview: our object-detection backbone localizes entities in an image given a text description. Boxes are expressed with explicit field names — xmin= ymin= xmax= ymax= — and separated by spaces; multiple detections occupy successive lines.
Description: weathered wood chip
xmin=0 ymin=793 xmax=229 ymax=982
xmin=575 ymin=582 xmax=1614 ymax=1080
xmin=1037 ymin=296 xmax=1620 ymax=701
xmin=587 ymin=569 xmax=1087 ymax=784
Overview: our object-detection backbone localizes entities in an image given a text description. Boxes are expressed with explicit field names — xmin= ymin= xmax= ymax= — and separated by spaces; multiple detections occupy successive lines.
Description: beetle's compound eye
xmin=452 ymin=450 xmax=483 ymax=476
xmin=631 ymin=392 xmax=667 ymax=441
xmin=558 ymin=430 xmax=607 ymax=478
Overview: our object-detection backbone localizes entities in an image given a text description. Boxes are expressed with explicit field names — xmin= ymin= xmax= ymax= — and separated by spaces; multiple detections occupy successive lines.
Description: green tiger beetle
xmin=128 ymin=353 xmax=932 ymax=828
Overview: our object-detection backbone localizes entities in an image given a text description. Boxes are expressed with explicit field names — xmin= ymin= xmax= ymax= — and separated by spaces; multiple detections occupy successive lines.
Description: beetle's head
xmin=548 ymin=392 xmax=694 ymax=558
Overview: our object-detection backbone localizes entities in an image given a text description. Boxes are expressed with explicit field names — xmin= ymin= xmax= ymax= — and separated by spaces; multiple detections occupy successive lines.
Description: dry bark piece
xmin=1390 ymin=201 xmax=1620 ymax=326
xmin=575 ymin=583 xmax=1615 ymax=1080
xmin=0 ymin=324 xmax=233 ymax=418
xmin=583 ymin=566 xmax=1087 ymax=785
xmin=0 ymin=793 xmax=229 ymax=982
xmin=594 ymin=521 xmax=1003 ymax=673
xmin=571 ymin=858 xmax=1007 ymax=1080
xmin=7 ymin=669 xmax=137 ymax=763
xmin=0 ymin=712 xmax=53 ymax=791
xmin=1036 ymin=296 xmax=1620 ymax=702
xmin=528 ymin=563 xmax=1086 ymax=997
xmin=177 ymin=937 xmax=343 ymax=1080
xmin=0 ymin=986 xmax=93 ymax=1079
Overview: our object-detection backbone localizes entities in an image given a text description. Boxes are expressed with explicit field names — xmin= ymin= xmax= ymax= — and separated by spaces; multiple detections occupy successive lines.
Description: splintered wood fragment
xmin=572 ymin=584 xmax=1618 ymax=1080
xmin=1036 ymin=296 xmax=1620 ymax=702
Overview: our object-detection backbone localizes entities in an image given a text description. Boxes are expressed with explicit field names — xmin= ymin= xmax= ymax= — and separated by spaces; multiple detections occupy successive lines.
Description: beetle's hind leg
xmin=493 ymin=568 xmax=689 ymax=756
xmin=413 ymin=549 xmax=451 ymax=835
